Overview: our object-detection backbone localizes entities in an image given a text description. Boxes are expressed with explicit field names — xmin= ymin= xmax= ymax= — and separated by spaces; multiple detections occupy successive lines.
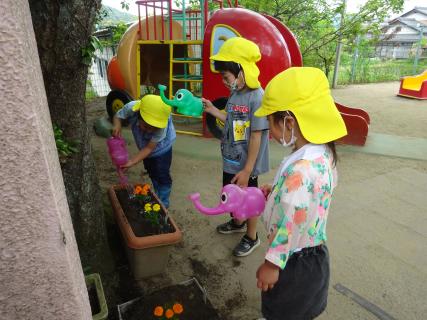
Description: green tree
xmin=29 ymin=0 xmax=111 ymax=270
xmin=240 ymin=0 xmax=404 ymax=76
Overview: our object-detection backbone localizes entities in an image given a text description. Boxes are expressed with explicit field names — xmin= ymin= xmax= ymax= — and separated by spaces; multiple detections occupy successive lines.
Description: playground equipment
xmin=188 ymin=184 xmax=266 ymax=220
xmin=398 ymin=70 xmax=427 ymax=100
xmin=158 ymin=84 xmax=203 ymax=117
xmin=106 ymin=136 xmax=129 ymax=184
xmin=106 ymin=0 xmax=370 ymax=145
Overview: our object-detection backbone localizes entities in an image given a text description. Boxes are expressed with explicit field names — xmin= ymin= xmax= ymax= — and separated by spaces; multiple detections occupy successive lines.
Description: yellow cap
xmin=210 ymin=37 xmax=261 ymax=89
xmin=255 ymin=67 xmax=347 ymax=144
xmin=132 ymin=95 xmax=171 ymax=128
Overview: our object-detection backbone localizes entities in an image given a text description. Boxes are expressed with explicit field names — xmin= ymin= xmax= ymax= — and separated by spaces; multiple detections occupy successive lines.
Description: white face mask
xmin=280 ymin=116 xmax=297 ymax=147
xmin=229 ymin=69 xmax=245 ymax=92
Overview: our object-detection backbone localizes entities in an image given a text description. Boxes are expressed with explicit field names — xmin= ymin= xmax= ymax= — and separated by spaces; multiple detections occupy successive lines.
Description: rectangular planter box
xmin=85 ymin=273 xmax=108 ymax=320
xmin=108 ymin=184 xmax=182 ymax=279
xmin=117 ymin=278 xmax=221 ymax=320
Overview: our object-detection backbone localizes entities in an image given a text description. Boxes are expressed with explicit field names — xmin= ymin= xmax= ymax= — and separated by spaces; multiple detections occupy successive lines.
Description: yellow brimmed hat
xmin=132 ymin=95 xmax=171 ymax=128
xmin=255 ymin=67 xmax=347 ymax=144
xmin=210 ymin=37 xmax=261 ymax=89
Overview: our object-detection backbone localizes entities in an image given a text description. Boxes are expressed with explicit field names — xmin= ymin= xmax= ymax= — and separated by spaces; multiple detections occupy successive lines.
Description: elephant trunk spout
xmin=158 ymin=84 xmax=176 ymax=106
xmin=188 ymin=193 xmax=226 ymax=216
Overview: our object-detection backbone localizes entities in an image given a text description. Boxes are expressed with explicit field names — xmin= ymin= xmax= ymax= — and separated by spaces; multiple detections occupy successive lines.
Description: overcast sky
xmin=102 ymin=0 xmax=426 ymax=19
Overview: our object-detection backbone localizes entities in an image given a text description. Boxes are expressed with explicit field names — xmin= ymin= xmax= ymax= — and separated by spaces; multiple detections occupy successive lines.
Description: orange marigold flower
xmin=153 ymin=306 xmax=163 ymax=317
xmin=173 ymin=303 xmax=184 ymax=314
xmin=140 ymin=184 xmax=150 ymax=195
xmin=165 ymin=308 xmax=174 ymax=318
xmin=134 ymin=185 xmax=143 ymax=195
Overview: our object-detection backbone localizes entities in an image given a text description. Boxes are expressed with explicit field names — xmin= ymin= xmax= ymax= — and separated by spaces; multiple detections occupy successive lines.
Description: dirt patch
xmin=119 ymin=280 xmax=221 ymax=320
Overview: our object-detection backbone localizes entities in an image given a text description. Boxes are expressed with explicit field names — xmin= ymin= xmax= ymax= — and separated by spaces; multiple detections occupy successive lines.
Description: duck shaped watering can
xmin=188 ymin=184 xmax=266 ymax=220
xmin=158 ymin=84 xmax=203 ymax=117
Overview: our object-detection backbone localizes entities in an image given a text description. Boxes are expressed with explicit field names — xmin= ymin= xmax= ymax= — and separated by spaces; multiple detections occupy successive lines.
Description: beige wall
xmin=0 ymin=1 xmax=92 ymax=319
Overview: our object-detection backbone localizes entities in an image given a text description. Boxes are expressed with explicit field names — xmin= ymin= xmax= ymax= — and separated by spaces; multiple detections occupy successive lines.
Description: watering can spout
xmin=158 ymin=84 xmax=174 ymax=107
xmin=188 ymin=193 xmax=227 ymax=215
xmin=158 ymin=84 xmax=203 ymax=117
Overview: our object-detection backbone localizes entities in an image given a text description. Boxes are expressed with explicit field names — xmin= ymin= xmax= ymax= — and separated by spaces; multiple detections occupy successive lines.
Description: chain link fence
xmin=332 ymin=41 xmax=427 ymax=85
xmin=86 ymin=27 xmax=119 ymax=100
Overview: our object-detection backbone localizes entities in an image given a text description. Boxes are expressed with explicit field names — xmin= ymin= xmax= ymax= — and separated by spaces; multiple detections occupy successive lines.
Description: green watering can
xmin=158 ymin=84 xmax=203 ymax=117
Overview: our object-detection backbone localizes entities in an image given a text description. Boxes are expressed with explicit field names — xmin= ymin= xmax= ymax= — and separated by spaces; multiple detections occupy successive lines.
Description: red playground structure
xmin=398 ymin=70 xmax=427 ymax=100
xmin=106 ymin=0 xmax=370 ymax=146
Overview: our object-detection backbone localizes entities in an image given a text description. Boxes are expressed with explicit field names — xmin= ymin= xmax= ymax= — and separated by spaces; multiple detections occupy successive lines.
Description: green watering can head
xmin=158 ymin=84 xmax=203 ymax=117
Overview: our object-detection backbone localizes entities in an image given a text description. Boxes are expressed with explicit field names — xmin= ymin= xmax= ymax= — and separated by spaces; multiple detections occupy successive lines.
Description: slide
xmin=263 ymin=14 xmax=370 ymax=146
xmin=398 ymin=70 xmax=427 ymax=100
xmin=336 ymin=102 xmax=370 ymax=146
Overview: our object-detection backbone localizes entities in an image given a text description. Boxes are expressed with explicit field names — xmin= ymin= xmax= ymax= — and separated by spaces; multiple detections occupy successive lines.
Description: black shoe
xmin=233 ymin=234 xmax=260 ymax=257
xmin=216 ymin=219 xmax=247 ymax=234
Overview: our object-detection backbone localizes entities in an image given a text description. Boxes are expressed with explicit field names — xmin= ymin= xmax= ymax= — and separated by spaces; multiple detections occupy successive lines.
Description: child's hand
xmin=112 ymin=117 xmax=122 ymax=137
xmin=260 ymin=184 xmax=272 ymax=199
xmin=201 ymin=98 xmax=216 ymax=114
xmin=231 ymin=170 xmax=250 ymax=188
xmin=112 ymin=126 xmax=122 ymax=137
xmin=256 ymin=260 xmax=280 ymax=292
xmin=120 ymin=159 xmax=137 ymax=171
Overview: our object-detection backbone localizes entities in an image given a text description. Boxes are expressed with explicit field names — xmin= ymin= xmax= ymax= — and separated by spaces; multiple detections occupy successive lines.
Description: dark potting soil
xmin=87 ymin=283 xmax=101 ymax=315
xmin=116 ymin=189 xmax=175 ymax=237
xmin=120 ymin=280 xmax=221 ymax=320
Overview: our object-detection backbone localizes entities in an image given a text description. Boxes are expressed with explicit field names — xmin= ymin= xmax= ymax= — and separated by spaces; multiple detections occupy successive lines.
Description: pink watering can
xmin=106 ymin=136 xmax=129 ymax=184
xmin=188 ymin=184 xmax=266 ymax=220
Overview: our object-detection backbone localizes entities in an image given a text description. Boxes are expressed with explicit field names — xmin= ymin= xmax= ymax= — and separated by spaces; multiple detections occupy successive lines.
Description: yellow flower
xmin=153 ymin=204 xmax=161 ymax=212
xmin=144 ymin=203 xmax=152 ymax=212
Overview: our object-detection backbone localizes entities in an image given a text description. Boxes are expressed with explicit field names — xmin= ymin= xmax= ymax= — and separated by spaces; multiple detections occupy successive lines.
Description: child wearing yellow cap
xmin=202 ymin=37 xmax=270 ymax=257
xmin=112 ymin=95 xmax=176 ymax=208
xmin=254 ymin=67 xmax=347 ymax=319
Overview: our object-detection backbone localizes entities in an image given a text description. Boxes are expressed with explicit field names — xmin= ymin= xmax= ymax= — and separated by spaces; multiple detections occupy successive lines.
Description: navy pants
xmin=143 ymin=148 xmax=172 ymax=208
xmin=262 ymin=245 xmax=330 ymax=320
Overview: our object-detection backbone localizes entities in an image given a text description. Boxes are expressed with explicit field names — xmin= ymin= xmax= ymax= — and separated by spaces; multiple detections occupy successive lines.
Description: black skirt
xmin=261 ymin=245 xmax=330 ymax=320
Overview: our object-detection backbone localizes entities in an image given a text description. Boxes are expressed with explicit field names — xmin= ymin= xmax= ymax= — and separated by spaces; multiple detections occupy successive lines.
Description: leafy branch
xmin=53 ymin=125 xmax=78 ymax=163
xmin=81 ymin=35 xmax=103 ymax=65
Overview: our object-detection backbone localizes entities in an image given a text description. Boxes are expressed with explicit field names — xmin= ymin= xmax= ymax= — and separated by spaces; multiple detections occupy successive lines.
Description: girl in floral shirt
xmin=254 ymin=67 xmax=347 ymax=319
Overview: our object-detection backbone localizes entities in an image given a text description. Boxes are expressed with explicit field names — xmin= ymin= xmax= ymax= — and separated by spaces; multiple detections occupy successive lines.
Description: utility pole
xmin=332 ymin=0 xmax=347 ymax=88
xmin=413 ymin=23 xmax=425 ymax=74
xmin=351 ymin=35 xmax=360 ymax=83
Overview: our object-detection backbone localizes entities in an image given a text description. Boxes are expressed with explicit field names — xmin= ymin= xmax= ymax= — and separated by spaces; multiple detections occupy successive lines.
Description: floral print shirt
xmin=261 ymin=145 xmax=336 ymax=269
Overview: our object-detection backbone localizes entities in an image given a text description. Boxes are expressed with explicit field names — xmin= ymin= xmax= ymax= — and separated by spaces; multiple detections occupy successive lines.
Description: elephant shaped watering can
xmin=106 ymin=136 xmax=128 ymax=184
xmin=158 ymin=84 xmax=203 ymax=117
xmin=188 ymin=184 xmax=266 ymax=220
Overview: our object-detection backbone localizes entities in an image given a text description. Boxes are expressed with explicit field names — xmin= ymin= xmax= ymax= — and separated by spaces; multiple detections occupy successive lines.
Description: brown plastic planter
xmin=108 ymin=184 xmax=182 ymax=279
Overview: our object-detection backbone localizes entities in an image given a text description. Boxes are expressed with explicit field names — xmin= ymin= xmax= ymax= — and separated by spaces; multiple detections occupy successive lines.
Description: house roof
xmin=379 ymin=33 xmax=425 ymax=43
xmin=400 ymin=7 xmax=427 ymax=18
xmin=387 ymin=18 xmax=427 ymax=33
xmin=377 ymin=7 xmax=427 ymax=44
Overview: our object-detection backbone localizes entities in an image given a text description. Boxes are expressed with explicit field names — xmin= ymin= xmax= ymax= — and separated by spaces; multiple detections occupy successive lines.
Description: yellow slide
xmin=401 ymin=70 xmax=427 ymax=91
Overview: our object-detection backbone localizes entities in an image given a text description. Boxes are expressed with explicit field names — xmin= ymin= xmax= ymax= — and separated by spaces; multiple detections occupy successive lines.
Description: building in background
xmin=376 ymin=7 xmax=427 ymax=59
xmin=88 ymin=27 xmax=116 ymax=97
